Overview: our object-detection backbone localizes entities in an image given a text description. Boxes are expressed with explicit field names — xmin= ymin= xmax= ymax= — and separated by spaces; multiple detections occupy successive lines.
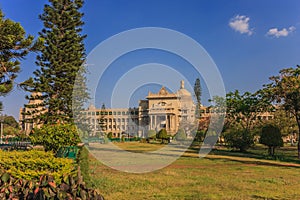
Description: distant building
xmin=81 ymin=105 xmax=140 ymax=138
xmin=81 ymin=80 xmax=196 ymax=137
xmin=19 ymin=92 xmax=46 ymax=135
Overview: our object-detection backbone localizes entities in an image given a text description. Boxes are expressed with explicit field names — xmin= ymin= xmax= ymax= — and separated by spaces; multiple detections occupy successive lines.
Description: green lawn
xmin=88 ymin=142 xmax=300 ymax=200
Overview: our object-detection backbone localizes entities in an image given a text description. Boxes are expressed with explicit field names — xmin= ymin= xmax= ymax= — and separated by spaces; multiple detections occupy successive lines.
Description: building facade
xmin=19 ymin=92 xmax=45 ymax=135
xmin=80 ymin=80 xmax=196 ymax=137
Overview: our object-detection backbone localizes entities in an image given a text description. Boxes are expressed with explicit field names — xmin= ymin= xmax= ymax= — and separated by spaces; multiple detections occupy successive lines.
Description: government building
xmin=81 ymin=80 xmax=196 ymax=137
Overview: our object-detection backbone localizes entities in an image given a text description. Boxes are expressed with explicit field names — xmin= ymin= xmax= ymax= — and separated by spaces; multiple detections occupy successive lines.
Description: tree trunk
xmin=296 ymin=115 xmax=300 ymax=159
xmin=268 ymin=147 xmax=272 ymax=156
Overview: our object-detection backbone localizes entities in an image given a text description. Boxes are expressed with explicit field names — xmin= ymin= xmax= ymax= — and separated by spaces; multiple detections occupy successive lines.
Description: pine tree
xmin=0 ymin=9 xmax=39 ymax=109
xmin=21 ymin=0 xmax=88 ymax=124
xmin=194 ymin=78 xmax=202 ymax=118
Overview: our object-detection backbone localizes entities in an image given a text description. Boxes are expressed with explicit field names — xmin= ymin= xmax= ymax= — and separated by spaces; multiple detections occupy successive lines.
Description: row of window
xmin=88 ymin=118 xmax=139 ymax=123
xmin=93 ymin=125 xmax=137 ymax=131
xmin=83 ymin=110 xmax=139 ymax=116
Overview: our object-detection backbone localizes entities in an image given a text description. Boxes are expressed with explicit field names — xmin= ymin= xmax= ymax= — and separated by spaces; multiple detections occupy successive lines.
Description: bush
xmin=157 ymin=129 xmax=169 ymax=144
xmin=147 ymin=130 xmax=156 ymax=139
xmin=260 ymin=124 xmax=283 ymax=156
xmin=224 ymin=129 xmax=254 ymax=152
xmin=107 ymin=132 xmax=113 ymax=140
xmin=0 ymin=150 xmax=75 ymax=183
xmin=121 ymin=135 xmax=125 ymax=142
xmin=30 ymin=123 xmax=80 ymax=153
xmin=175 ymin=129 xmax=186 ymax=141
xmin=0 ymin=169 xmax=104 ymax=199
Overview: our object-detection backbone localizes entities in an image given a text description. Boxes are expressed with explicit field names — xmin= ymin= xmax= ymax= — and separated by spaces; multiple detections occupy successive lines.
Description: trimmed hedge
xmin=0 ymin=150 xmax=75 ymax=183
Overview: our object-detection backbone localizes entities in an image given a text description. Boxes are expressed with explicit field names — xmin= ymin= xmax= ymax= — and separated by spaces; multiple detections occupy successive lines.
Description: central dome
xmin=176 ymin=80 xmax=192 ymax=98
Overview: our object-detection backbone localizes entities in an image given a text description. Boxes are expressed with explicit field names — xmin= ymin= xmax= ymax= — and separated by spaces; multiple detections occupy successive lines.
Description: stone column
xmin=154 ymin=115 xmax=157 ymax=131
xmin=165 ymin=115 xmax=168 ymax=131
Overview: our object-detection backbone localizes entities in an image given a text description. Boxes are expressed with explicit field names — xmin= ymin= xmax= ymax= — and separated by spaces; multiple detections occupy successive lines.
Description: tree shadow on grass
xmin=205 ymin=156 xmax=300 ymax=168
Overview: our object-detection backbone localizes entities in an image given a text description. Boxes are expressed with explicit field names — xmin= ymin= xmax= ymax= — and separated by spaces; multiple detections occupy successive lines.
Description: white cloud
xmin=266 ymin=26 xmax=296 ymax=38
xmin=229 ymin=15 xmax=253 ymax=35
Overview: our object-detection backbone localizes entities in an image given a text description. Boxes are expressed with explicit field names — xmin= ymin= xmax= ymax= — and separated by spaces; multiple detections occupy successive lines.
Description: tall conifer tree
xmin=194 ymin=78 xmax=202 ymax=118
xmin=21 ymin=0 xmax=88 ymax=124
xmin=0 ymin=9 xmax=39 ymax=110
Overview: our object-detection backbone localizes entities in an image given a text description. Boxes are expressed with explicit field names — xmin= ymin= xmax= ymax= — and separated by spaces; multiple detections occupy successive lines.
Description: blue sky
xmin=1 ymin=0 xmax=300 ymax=119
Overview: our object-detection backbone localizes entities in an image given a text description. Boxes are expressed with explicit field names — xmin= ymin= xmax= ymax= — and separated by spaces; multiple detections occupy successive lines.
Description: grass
xmin=87 ymin=142 xmax=300 ymax=199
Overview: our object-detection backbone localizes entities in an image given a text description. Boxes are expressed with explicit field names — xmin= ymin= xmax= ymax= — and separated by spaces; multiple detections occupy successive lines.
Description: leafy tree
xmin=3 ymin=126 xmax=19 ymax=136
xmin=30 ymin=123 xmax=80 ymax=152
xmin=224 ymin=128 xmax=254 ymax=152
xmin=156 ymin=128 xmax=169 ymax=144
xmin=266 ymin=107 xmax=297 ymax=137
xmin=0 ymin=9 xmax=39 ymax=107
xmin=225 ymin=90 xmax=270 ymax=132
xmin=259 ymin=124 xmax=283 ymax=156
xmin=3 ymin=115 xmax=19 ymax=129
xmin=211 ymin=90 xmax=271 ymax=151
xmin=194 ymin=78 xmax=202 ymax=118
xmin=175 ymin=128 xmax=186 ymax=141
xmin=263 ymin=65 xmax=300 ymax=158
xmin=0 ymin=115 xmax=20 ymax=137
xmin=21 ymin=0 xmax=88 ymax=124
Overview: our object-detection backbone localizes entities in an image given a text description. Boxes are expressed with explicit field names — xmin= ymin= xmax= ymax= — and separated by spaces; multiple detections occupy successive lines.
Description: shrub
xmin=260 ymin=124 xmax=283 ymax=156
xmin=175 ymin=129 xmax=187 ymax=141
xmin=0 ymin=150 xmax=75 ymax=183
xmin=0 ymin=169 xmax=104 ymax=199
xmin=30 ymin=123 xmax=80 ymax=153
xmin=157 ymin=129 xmax=169 ymax=144
xmin=107 ymin=132 xmax=113 ymax=139
xmin=224 ymin=129 xmax=254 ymax=152
xmin=147 ymin=130 xmax=156 ymax=139
xmin=121 ymin=135 xmax=125 ymax=142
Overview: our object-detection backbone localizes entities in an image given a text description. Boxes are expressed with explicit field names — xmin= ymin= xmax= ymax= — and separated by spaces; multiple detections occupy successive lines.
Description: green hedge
xmin=0 ymin=150 xmax=75 ymax=183
xmin=30 ymin=124 xmax=80 ymax=153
